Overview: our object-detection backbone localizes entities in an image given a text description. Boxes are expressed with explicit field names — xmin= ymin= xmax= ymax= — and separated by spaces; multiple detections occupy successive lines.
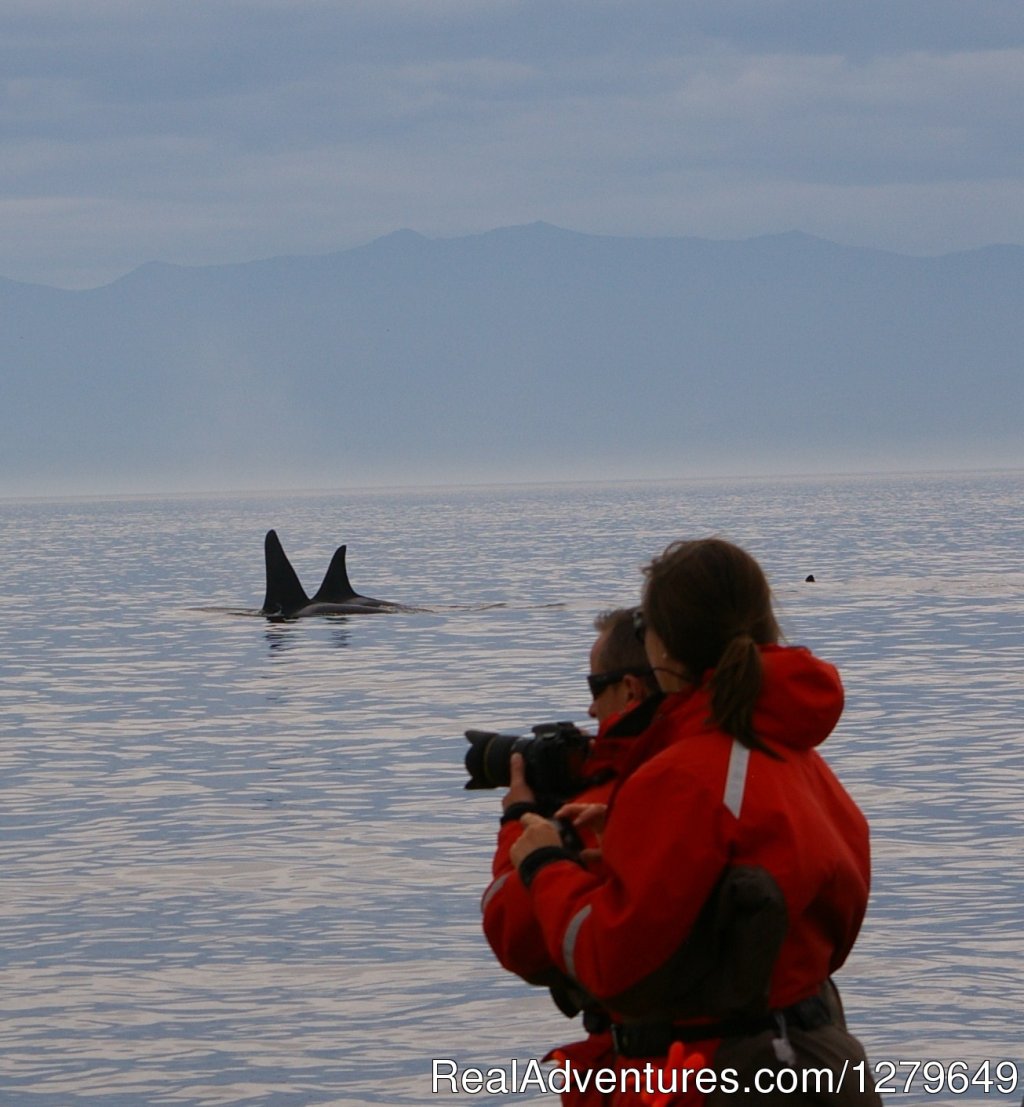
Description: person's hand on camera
xmin=509 ymin=812 xmax=563 ymax=869
xmin=554 ymin=801 xmax=608 ymax=865
xmin=501 ymin=752 xmax=536 ymax=812
xmin=555 ymin=801 xmax=607 ymax=836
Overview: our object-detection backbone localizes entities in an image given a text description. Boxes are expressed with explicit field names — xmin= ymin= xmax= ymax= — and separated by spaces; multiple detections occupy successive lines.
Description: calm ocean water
xmin=0 ymin=472 xmax=1021 ymax=1106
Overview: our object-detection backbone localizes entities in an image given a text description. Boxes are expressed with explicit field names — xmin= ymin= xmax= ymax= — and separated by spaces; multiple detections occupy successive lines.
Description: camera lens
xmin=464 ymin=730 xmax=529 ymax=789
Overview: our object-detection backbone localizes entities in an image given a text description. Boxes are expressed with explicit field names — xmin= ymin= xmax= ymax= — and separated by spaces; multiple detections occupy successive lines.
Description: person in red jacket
xmin=482 ymin=607 xmax=661 ymax=1106
xmin=508 ymin=538 xmax=881 ymax=1106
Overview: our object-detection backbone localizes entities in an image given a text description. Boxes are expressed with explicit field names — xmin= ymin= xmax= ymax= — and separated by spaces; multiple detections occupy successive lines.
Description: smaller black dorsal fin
xmin=262 ymin=529 xmax=311 ymax=615
xmin=312 ymin=544 xmax=358 ymax=604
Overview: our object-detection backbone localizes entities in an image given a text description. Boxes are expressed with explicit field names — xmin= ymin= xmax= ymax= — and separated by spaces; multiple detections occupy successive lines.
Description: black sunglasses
xmin=632 ymin=608 xmax=647 ymax=642
xmin=587 ymin=667 xmax=652 ymax=698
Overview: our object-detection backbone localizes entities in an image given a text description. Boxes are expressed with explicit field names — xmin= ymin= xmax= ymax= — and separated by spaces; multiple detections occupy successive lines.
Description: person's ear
xmin=623 ymin=673 xmax=647 ymax=704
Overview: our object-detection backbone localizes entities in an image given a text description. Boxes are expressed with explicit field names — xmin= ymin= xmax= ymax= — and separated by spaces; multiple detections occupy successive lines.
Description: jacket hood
xmin=749 ymin=644 xmax=844 ymax=752
xmin=616 ymin=647 xmax=843 ymax=783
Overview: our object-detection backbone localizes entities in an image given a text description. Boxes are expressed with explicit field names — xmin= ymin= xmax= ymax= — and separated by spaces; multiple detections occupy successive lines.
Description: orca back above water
xmin=261 ymin=529 xmax=404 ymax=618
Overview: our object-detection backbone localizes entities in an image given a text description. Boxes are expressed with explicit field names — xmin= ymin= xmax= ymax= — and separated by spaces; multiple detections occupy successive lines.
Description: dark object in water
xmin=261 ymin=530 xmax=406 ymax=618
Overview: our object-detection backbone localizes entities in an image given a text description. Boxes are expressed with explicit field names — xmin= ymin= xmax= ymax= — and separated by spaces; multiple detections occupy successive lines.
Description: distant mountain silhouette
xmin=3 ymin=224 xmax=1022 ymax=493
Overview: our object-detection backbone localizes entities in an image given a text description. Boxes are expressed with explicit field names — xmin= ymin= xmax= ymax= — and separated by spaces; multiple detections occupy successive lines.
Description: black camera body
xmin=464 ymin=720 xmax=591 ymax=797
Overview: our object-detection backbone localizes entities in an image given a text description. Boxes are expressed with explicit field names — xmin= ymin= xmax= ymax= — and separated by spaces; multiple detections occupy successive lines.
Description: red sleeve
xmin=524 ymin=751 xmax=732 ymax=1002
xmin=481 ymin=819 xmax=557 ymax=981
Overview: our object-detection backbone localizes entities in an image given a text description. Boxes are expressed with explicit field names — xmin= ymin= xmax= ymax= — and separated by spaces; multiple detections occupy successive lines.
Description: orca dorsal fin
xmin=262 ymin=529 xmax=311 ymax=615
xmin=311 ymin=544 xmax=358 ymax=604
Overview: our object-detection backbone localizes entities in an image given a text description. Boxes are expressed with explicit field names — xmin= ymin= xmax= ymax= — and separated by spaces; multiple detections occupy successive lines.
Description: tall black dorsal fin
xmin=262 ymin=529 xmax=311 ymax=615
xmin=312 ymin=544 xmax=358 ymax=604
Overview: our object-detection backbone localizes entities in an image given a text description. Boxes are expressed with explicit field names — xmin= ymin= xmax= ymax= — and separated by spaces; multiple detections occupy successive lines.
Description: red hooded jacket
xmin=521 ymin=646 xmax=871 ymax=1017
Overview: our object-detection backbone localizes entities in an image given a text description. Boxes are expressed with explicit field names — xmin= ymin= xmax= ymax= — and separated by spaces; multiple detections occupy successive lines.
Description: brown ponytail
xmin=709 ymin=632 xmax=763 ymax=749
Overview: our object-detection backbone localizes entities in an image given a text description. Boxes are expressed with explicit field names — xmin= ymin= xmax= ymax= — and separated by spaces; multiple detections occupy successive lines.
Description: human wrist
xmin=517 ymin=845 xmax=576 ymax=887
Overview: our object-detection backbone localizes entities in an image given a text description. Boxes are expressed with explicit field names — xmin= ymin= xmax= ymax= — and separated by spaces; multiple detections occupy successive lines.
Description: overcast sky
xmin=5 ymin=0 xmax=1024 ymax=289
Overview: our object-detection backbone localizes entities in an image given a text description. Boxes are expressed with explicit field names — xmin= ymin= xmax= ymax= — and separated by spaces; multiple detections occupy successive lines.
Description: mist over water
xmin=1 ymin=471 xmax=1021 ymax=1104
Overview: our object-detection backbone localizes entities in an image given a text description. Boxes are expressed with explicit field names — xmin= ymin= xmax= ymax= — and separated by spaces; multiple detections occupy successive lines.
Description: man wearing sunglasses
xmin=481 ymin=607 xmax=660 ymax=1107
xmin=586 ymin=609 xmax=660 ymax=725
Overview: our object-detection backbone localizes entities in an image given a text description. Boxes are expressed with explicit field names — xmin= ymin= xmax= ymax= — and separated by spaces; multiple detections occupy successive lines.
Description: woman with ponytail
xmin=507 ymin=539 xmax=880 ymax=1105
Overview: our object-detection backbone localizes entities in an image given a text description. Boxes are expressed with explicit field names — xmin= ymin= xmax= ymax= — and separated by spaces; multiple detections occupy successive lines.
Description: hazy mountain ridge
xmin=3 ymin=224 xmax=1022 ymax=494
